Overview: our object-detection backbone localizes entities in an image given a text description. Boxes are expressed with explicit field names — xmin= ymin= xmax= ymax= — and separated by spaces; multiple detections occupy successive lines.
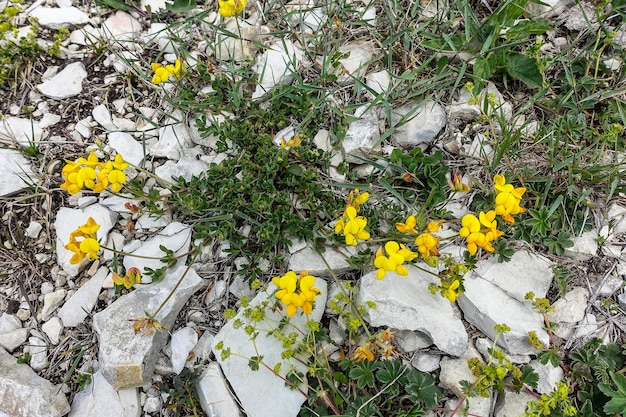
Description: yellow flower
xmin=396 ymin=215 xmax=417 ymax=234
xmin=493 ymin=174 xmax=526 ymax=224
xmin=443 ymin=280 xmax=462 ymax=302
xmin=60 ymin=152 xmax=128 ymax=195
xmin=218 ymin=0 xmax=246 ymax=17
xmin=151 ymin=63 xmax=170 ymax=84
xmin=272 ymin=270 xmax=320 ymax=317
xmin=459 ymin=211 xmax=502 ymax=255
xmin=65 ymin=217 xmax=101 ymax=264
xmin=113 ymin=267 xmax=142 ymax=289
xmin=374 ymin=241 xmax=417 ymax=280
xmin=414 ymin=232 xmax=439 ymax=259
xmin=334 ymin=189 xmax=370 ymax=245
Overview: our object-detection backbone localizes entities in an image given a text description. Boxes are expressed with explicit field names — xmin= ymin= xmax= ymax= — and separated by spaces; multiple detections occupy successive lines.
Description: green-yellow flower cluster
xmin=272 ymin=270 xmax=320 ymax=317
xmin=65 ymin=217 xmax=100 ymax=264
xmin=373 ymin=241 xmax=418 ymax=280
xmin=60 ymin=152 xmax=128 ymax=195
xmin=334 ymin=189 xmax=370 ymax=246
xmin=151 ymin=57 xmax=184 ymax=85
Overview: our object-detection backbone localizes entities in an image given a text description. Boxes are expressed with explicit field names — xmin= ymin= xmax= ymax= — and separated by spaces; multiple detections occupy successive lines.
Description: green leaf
xmin=506 ymin=20 xmax=551 ymax=42
xmin=348 ymin=361 xmax=380 ymax=389
xmin=519 ymin=365 xmax=539 ymax=389
xmin=95 ymin=0 xmax=131 ymax=11
xmin=474 ymin=54 xmax=498 ymax=81
xmin=505 ymin=53 xmax=543 ymax=89
xmin=599 ymin=372 xmax=626 ymax=414
xmin=405 ymin=370 xmax=442 ymax=409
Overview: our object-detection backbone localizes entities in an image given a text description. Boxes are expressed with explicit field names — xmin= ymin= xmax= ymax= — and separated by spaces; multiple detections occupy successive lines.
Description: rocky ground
xmin=1 ymin=0 xmax=626 ymax=416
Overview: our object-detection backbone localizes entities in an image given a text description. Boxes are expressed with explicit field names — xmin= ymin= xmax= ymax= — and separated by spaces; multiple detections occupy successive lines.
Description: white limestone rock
xmin=445 ymin=395 xmax=492 ymax=417
xmin=68 ymin=370 xmax=139 ymax=417
xmin=122 ymin=222 xmax=192 ymax=282
xmin=341 ymin=104 xmax=382 ymax=163
xmin=457 ymin=275 xmax=549 ymax=355
xmin=439 ymin=343 xmax=482 ymax=397
xmin=93 ymin=267 xmax=205 ymax=389
xmin=471 ymin=250 xmax=553 ymax=302
xmin=395 ymin=330 xmax=432 ymax=352
xmin=216 ymin=19 xmax=267 ymax=62
xmin=28 ymin=6 xmax=89 ymax=29
xmin=495 ymin=389 xmax=537 ymax=417
xmin=528 ymin=0 xmax=574 ymax=18
xmin=390 ymin=100 xmax=446 ymax=148
xmin=565 ymin=230 xmax=598 ymax=260
xmin=529 ymin=359 xmax=564 ymax=394
xmin=411 ymin=353 xmax=440 ymax=373
xmin=169 ymin=326 xmax=198 ymax=374
xmin=357 ymin=267 xmax=468 ymax=356
xmin=196 ymin=362 xmax=243 ymax=417
xmin=0 ymin=116 xmax=44 ymax=147
xmin=154 ymin=153 xmax=208 ymax=182
xmin=288 ymin=244 xmax=357 ymax=277
xmin=40 ymin=289 xmax=66 ymax=321
xmin=108 ymin=132 xmax=145 ymax=166
xmin=212 ymin=278 xmax=327 ymax=417
xmin=0 ymin=347 xmax=70 ymax=417
xmin=41 ymin=318 xmax=63 ymax=345
xmin=25 ymin=221 xmax=43 ymax=238
xmin=57 ymin=267 xmax=108 ymax=327
xmin=0 ymin=313 xmax=28 ymax=352
xmin=334 ymin=41 xmax=376 ymax=85
xmin=101 ymin=11 xmax=142 ymax=43
xmin=37 ymin=62 xmax=87 ymax=100
xmin=252 ymin=39 xmax=303 ymax=100
xmin=27 ymin=337 xmax=47 ymax=371
xmin=366 ymin=70 xmax=391 ymax=95
xmin=54 ymin=205 xmax=118 ymax=277
xmin=448 ymin=82 xmax=512 ymax=123
xmin=547 ymin=287 xmax=588 ymax=324
xmin=0 ymin=149 xmax=38 ymax=197
xmin=150 ymin=122 xmax=193 ymax=160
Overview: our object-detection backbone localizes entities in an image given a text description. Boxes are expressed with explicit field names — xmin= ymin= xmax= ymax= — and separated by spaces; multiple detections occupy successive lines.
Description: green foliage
xmin=0 ymin=1 xmax=68 ymax=88
xmin=566 ymin=338 xmax=626 ymax=416
xmin=387 ymin=147 xmax=449 ymax=207
xmin=160 ymin=368 xmax=203 ymax=417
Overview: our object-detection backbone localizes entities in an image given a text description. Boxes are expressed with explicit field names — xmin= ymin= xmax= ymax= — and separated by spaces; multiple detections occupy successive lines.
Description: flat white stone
xmin=28 ymin=337 xmax=48 ymax=371
xmin=55 ymin=205 xmax=118 ymax=277
xmin=92 ymin=104 xmax=116 ymax=131
xmin=169 ymin=326 xmax=198 ymax=374
xmin=42 ymin=318 xmax=63 ymax=345
xmin=101 ymin=11 xmax=142 ymax=42
xmin=357 ymin=266 xmax=468 ymax=356
xmin=57 ymin=267 xmax=108 ymax=327
xmin=93 ymin=267 xmax=205 ymax=389
xmin=38 ymin=113 xmax=61 ymax=128
xmin=196 ymin=362 xmax=243 ymax=417
xmin=547 ymin=287 xmax=589 ymax=324
xmin=252 ymin=39 xmax=303 ymax=100
xmin=288 ymin=244 xmax=357 ymax=277
xmin=472 ymin=250 xmax=553 ymax=302
xmin=37 ymin=62 xmax=87 ymax=100
xmin=439 ymin=343 xmax=482 ymax=397
xmin=0 ymin=313 xmax=28 ymax=352
xmin=150 ymin=123 xmax=193 ymax=160
xmin=391 ymin=100 xmax=446 ymax=148
xmin=457 ymin=275 xmax=549 ymax=355
xmin=68 ymin=370 xmax=139 ymax=417
xmin=565 ymin=230 xmax=598 ymax=260
xmin=154 ymin=155 xmax=207 ymax=182
xmin=0 ymin=347 xmax=70 ymax=417
xmin=529 ymin=359 xmax=564 ymax=394
xmin=123 ymin=222 xmax=192 ymax=279
xmin=212 ymin=278 xmax=327 ymax=417
xmin=495 ymin=389 xmax=537 ymax=417
xmin=336 ymin=41 xmax=376 ymax=85
xmin=29 ymin=6 xmax=89 ymax=29
xmin=25 ymin=221 xmax=43 ymax=238
xmin=366 ymin=70 xmax=391 ymax=95
xmin=0 ymin=117 xmax=44 ymax=147
xmin=40 ymin=290 xmax=66 ymax=321
xmin=411 ymin=353 xmax=440 ymax=373
xmin=341 ymin=104 xmax=381 ymax=163
xmin=108 ymin=132 xmax=144 ymax=166
xmin=0 ymin=149 xmax=38 ymax=197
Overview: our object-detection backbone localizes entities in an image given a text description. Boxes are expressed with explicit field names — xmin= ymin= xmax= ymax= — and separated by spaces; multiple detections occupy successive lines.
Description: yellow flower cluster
xmin=65 ymin=217 xmax=100 ymax=264
xmin=112 ymin=267 xmax=142 ymax=289
xmin=60 ymin=152 xmax=128 ymax=195
xmin=217 ymin=0 xmax=246 ymax=17
xmin=459 ymin=210 xmax=504 ymax=255
xmin=334 ymin=189 xmax=370 ymax=246
xmin=374 ymin=241 xmax=418 ymax=280
xmin=352 ymin=328 xmax=397 ymax=362
xmin=395 ymin=215 xmax=443 ymax=260
xmin=272 ymin=270 xmax=321 ymax=317
xmin=151 ymin=57 xmax=184 ymax=85
xmin=494 ymin=174 xmax=526 ymax=224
